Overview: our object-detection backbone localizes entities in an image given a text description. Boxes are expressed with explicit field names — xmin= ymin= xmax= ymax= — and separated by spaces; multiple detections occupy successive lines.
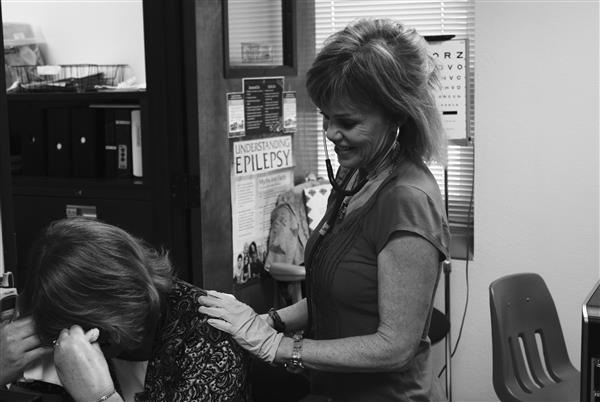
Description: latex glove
xmin=198 ymin=290 xmax=283 ymax=363
xmin=53 ymin=325 xmax=120 ymax=402
xmin=0 ymin=316 xmax=52 ymax=386
xmin=258 ymin=313 xmax=273 ymax=328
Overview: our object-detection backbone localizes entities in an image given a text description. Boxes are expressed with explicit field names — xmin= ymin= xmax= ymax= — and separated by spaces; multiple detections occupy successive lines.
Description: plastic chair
xmin=489 ymin=273 xmax=580 ymax=401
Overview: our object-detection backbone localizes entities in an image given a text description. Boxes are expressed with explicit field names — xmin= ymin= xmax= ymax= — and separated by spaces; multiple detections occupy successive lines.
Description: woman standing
xmin=199 ymin=18 xmax=450 ymax=401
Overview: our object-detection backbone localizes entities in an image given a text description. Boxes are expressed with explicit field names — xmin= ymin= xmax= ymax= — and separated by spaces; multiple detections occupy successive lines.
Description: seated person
xmin=14 ymin=217 xmax=250 ymax=402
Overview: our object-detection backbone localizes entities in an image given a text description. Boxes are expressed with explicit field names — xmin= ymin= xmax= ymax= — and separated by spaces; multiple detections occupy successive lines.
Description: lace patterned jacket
xmin=136 ymin=279 xmax=251 ymax=401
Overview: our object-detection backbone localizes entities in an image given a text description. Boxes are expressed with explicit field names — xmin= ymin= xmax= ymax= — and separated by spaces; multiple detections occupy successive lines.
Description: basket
xmin=97 ymin=64 xmax=128 ymax=86
xmin=10 ymin=63 xmax=129 ymax=92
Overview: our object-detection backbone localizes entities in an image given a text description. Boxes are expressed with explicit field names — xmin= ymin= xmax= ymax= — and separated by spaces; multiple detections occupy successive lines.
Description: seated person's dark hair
xmin=16 ymin=217 xmax=251 ymax=401
xmin=20 ymin=217 xmax=172 ymax=351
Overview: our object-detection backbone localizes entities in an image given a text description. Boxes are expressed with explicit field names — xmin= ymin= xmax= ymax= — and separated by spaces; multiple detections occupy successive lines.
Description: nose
xmin=325 ymin=127 xmax=343 ymax=142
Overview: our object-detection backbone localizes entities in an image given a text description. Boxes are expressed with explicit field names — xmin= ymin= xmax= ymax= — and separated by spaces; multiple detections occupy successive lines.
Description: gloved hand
xmin=198 ymin=290 xmax=283 ymax=363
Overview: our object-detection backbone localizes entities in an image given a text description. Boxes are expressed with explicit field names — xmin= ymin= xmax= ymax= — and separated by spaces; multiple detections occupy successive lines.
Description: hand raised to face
xmin=53 ymin=325 xmax=119 ymax=402
xmin=0 ymin=316 xmax=52 ymax=386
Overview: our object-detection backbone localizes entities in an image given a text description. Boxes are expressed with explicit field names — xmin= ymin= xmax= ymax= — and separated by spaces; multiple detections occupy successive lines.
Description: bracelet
xmin=268 ymin=308 xmax=286 ymax=332
xmin=285 ymin=333 xmax=304 ymax=373
xmin=96 ymin=389 xmax=117 ymax=402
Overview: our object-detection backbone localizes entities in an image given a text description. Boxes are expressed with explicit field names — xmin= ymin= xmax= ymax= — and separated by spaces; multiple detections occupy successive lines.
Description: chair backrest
xmin=489 ymin=273 xmax=578 ymax=401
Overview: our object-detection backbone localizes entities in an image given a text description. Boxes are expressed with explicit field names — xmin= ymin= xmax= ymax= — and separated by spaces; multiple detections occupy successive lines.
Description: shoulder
xmin=383 ymin=161 xmax=443 ymax=207
xmin=144 ymin=280 xmax=250 ymax=400
xmin=167 ymin=279 xmax=204 ymax=310
xmin=164 ymin=280 xmax=243 ymax=347
xmin=366 ymin=161 xmax=450 ymax=258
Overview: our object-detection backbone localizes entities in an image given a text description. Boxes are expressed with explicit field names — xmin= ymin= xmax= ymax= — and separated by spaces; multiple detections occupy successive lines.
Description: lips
xmin=334 ymin=145 xmax=353 ymax=154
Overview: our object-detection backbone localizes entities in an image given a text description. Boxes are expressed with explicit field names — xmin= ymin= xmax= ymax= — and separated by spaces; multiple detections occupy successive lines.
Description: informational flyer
xmin=242 ymin=77 xmax=284 ymax=136
xmin=232 ymin=135 xmax=293 ymax=177
xmin=231 ymin=168 xmax=294 ymax=284
xmin=227 ymin=92 xmax=245 ymax=138
xmin=283 ymin=91 xmax=297 ymax=133
xmin=429 ymin=39 xmax=467 ymax=140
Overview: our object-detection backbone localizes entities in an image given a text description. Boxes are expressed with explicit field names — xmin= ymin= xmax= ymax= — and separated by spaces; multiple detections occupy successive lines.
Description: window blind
xmin=227 ymin=0 xmax=284 ymax=65
xmin=312 ymin=0 xmax=475 ymax=256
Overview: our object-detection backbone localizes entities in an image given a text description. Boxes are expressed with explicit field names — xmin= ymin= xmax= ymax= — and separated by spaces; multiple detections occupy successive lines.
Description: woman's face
xmin=321 ymin=102 xmax=393 ymax=170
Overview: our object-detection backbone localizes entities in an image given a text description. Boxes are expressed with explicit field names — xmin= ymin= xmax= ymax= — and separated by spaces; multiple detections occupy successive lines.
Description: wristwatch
xmin=285 ymin=333 xmax=304 ymax=373
xmin=267 ymin=307 xmax=286 ymax=332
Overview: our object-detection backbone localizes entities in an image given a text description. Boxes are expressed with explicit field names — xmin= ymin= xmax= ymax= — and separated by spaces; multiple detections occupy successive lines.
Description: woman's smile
xmin=334 ymin=144 xmax=354 ymax=155
xmin=322 ymin=103 xmax=393 ymax=170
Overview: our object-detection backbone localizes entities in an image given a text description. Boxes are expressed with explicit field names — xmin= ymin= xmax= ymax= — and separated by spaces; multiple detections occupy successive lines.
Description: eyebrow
xmin=320 ymin=111 xmax=357 ymax=119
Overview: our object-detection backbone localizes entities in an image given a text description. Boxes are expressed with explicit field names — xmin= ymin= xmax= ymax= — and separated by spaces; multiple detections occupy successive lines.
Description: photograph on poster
xmin=283 ymin=91 xmax=297 ymax=133
xmin=227 ymin=92 xmax=245 ymax=137
xmin=231 ymin=168 xmax=294 ymax=285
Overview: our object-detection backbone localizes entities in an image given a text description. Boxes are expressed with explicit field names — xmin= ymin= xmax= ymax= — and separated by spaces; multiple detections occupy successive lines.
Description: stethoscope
xmin=318 ymin=125 xmax=401 ymax=237
xmin=305 ymin=126 xmax=400 ymax=331
xmin=322 ymin=125 xmax=400 ymax=197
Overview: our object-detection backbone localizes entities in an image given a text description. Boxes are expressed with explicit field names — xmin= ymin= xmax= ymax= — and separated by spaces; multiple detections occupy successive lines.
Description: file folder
xmin=71 ymin=107 xmax=99 ymax=178
xmin=114 ymin=109 xmax=133 ymax=178
xmin=103 ymin=109 xmax=117 ymax=178
xmin=9 ymin=102 xmax=46 ymax=176
xmin=131 ymin=109 xmax=142 ymax=178
xmin=46 ymin=108 xmax=71 ymax=177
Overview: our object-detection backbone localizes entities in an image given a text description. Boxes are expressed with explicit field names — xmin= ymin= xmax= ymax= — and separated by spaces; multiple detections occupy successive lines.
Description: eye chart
xmin=429 ymin=39 xmax=467 ymax=140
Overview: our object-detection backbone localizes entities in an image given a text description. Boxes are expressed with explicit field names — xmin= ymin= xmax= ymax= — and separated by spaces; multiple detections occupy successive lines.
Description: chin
xmin=337 ymin=158 xmax=362 ymax=170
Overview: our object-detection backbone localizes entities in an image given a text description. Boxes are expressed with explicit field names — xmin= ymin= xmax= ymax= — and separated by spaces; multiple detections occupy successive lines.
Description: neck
xmin=364 ymin=142 xmax=398 ymax=180
xmin=116 ymin=310 xmax=161 ymax=361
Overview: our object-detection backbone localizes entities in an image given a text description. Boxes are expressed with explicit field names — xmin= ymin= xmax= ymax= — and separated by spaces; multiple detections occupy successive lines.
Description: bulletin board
xmin=227 ymin=76 xmax=296 ymax=286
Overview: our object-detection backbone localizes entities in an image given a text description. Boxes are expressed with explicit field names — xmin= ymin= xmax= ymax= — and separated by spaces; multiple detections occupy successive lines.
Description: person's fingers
xmin=22 ymin=345 xmax=52 ymax=365
xmin=84 ymin=328 xmax=100 ymax=343
xmin=206 ymin=318 xmax=233 ymax=333
xmin=57 ymin=328 xmax=70 ymax=341
xmin=206 ymin=290 xmax=236 ymax=299
xmin=198 ymin=306 xmax=227 ymax=320
xmin=17 ymin=332 xmax=45 ymax=352
xmin=197 ymin=294 xmax=225 ymax=307
xmin=89 ymin=340 xmax=104 ymax=354
xmin=68 ymin=325 xmax=85 ymax=336
xmin=5 ymin=316 xmax=35 ymax=331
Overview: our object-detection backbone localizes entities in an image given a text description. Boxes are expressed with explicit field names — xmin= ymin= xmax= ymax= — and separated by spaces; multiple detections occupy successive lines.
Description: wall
xmin=431 ymin=1 xmax=599 ymax=401
xmin=2 ymin=0 xmax=145 ymax=84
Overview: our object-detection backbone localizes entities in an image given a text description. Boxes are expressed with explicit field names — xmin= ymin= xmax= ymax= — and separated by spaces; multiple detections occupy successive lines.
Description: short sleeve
xmin=368 ymin=184 xmax=450 ymax=261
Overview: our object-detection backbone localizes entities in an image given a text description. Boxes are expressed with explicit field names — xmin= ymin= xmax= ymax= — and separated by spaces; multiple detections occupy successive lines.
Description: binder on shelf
xmin=114 ymin=109 xmax=133 ymax=178
xmin=9 ymin=103 xmax=46 ymax=176
xmin=46 ymin=108 xmax=71 ymax=177
xmin=103 ymin=109 xmax=117 ymax=178
xmin=131 ymin=109 xmax=143 ymax=178
xmin=71 ymin=108 xmax=99 ymax=178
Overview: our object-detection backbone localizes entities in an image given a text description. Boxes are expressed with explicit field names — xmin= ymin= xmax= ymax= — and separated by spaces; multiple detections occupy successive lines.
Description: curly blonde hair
xmin=307 ymin=18 xmax=446 ymax=164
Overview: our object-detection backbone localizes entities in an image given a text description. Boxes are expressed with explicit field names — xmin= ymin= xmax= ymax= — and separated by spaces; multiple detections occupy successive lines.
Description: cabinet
xmin=1 ymin=0 xmax=314 ymax=294
xmin=7 ymin=92 xmax=154 ymax=286
xmin=0 ymin=1 xmax=195 ymax=288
